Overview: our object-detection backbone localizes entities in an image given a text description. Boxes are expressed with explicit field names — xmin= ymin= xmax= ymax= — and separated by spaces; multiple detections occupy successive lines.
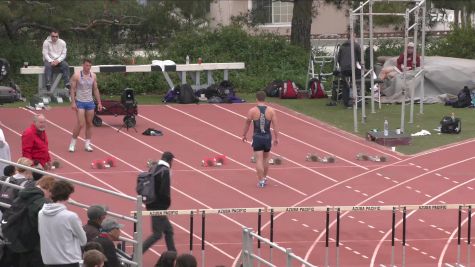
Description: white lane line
xmin=376 ymin=173 xmax=383 ymax=176
xmin=358 ymin=220 xmax=365 ymax=224
xmin=379 ymin=230 xmax=385 ymax=234
xmin=423 ymin=168 xmax=429 ymax=171
xmin=392 ymin=180 xmax=399 ymax=184
xmin=384 ymin=176 xmax=391 ymax=180
xmin=362 ymin=193 xmax=369 ymax=196
xmin=313 ymin=229 xmax=319 ymax=233
xmin=468 ymin=187 xmax=474 ymax=190
xmin=302 ymin=224 xmax=309 ymax=228
xmin=444 ymin=177 xmax=450 ymax=180
xmin=415 ymin=190 xmax=421 ymax=194
xmin=292 ymin=219 xmax=298 ymax=222
xmin=348 ymin=215 xmax=355 ymax=219
xmin=418 ymin=219 xmax=425 ymax=223
xmin=435 ymin=173 xmax=442 ymax=176
xmin=425 ymin=194 xmax=432 ymax=198
xmin=378 ymin=200 xmax=385 ymax=204
xmin=368 ymin=225 xmax=375 ymax=229
xmin=439 ymin=200 xmax=447 ymax=204
xmin=345 ymin=246 xmax=353 ymax=251
xmin=452 ymin=180 xmax=459 ymax=184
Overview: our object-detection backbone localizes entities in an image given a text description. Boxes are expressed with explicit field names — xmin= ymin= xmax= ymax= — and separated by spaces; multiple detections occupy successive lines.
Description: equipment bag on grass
xmin=308 ymin=78 xmax=327 ymax=98
xmin=440 ymin=116 xmax=461 ymax=134
xmin=280 ymin=80 xmax=298 ymax=99
xmin=177 ymin=84 xmax=198 ymax=104
xmin=264 ymin=80 xmax=283 ymax=97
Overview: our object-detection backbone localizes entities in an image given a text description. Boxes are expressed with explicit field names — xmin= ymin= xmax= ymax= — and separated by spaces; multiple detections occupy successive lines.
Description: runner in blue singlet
xmin=242 ymin=91 xmax=279 ymax=188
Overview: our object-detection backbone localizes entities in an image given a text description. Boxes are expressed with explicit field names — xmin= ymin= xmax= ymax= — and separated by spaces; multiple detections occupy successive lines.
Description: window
xmin=252 ymin=0 xmax=294 ymax=25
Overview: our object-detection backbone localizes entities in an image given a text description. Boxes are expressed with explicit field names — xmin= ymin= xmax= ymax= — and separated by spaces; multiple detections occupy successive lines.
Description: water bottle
xmin=186 ymin=55 xmax=190 ymax=64
xmin=383 ymin=119 xmax=389 ymax=136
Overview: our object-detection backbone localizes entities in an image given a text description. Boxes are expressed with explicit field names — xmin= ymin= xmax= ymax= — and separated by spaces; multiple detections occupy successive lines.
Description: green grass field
xmin=2 ymin=94 xmax=473 ymax=155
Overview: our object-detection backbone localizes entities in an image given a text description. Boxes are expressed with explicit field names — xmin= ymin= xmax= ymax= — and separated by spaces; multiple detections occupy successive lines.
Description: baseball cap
xmin=87 ymin=205 xmax=108 ymax=220
xmin=407 ymin=42 xmax=415 ymax=47
xmin=101 ymin=218 xmax=124 ymax=232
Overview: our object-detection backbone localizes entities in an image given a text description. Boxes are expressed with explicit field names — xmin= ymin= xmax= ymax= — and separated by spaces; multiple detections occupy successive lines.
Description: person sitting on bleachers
xmin=83 ymin=205 xmax=108 ymax=242
xmin=83 ymin=249 xmax=106 ymax=267
xmin=93 ymin=218 xmax=123 ymax=267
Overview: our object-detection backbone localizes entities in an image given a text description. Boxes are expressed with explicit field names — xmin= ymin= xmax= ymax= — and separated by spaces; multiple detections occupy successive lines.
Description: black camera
xmin=121 ymin=88 xmax=135 ymax=108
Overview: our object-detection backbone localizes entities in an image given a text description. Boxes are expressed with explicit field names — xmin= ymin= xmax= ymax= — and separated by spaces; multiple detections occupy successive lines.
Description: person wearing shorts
xmin=68 ymin=59 xmax=102 ymax=152
xmin=242 ymin=91 xmax=279 ymax=188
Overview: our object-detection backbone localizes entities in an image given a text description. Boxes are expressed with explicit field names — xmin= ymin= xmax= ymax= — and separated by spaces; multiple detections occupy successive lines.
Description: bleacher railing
xmin=0 ymin=159 xmax=142 ymax=267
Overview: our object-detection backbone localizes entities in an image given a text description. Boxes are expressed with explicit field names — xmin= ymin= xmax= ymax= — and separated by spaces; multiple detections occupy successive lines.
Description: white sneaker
xmin=85 ymin=144 xmax=93 ymax=152
xmin=68 ymin=143 xmax=75 ymax=152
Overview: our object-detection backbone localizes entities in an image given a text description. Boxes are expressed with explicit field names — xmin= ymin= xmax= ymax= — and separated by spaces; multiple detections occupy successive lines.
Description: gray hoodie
xmin=42 ymin=36 xmax=67 ymax=63
xmin=38 ymin=202 xmax=87 ymax=264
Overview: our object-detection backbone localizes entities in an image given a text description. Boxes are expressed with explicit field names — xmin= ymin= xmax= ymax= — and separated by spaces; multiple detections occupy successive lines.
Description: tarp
xmin=380 ymin=56 xmax=475 ymax=103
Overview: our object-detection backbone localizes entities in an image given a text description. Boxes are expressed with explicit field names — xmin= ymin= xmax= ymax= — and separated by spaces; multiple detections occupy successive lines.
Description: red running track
xmin=1 ymin=103 xmax=474 ymax=267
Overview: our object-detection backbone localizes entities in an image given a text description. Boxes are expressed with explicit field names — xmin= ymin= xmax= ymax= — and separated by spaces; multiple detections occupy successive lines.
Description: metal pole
xmin=391 ymin=207 xmax=396 ymax=267
xmin=402 ymin=207 xmax=407 ymax=267
xmin=468 ymin=206 xmax=472 ymax=267
xmin=350 ymin=10 xmax=358 ymax=132
xmin=270 ymin=209 xmax=274 ymax=263
xmin=201 ymin=211 xmax=206 ymax=267
xmin=360 ymin=1 xmax=366 ymax=123
xmin=257 ymin=209 xmax=262 ymax=267
xmin=325 ymin=207 xmax=330 ymax=267
xmin=409 ymin=7 xmax=419 ymax=124
xmin=457 ymin=206 xmax=462 ymax=266
xmin=420 ymin=1 xmax=426 ymax=114
xmin=132 ymin=196 xmax=143 ymax=267
xmin=336 ymin=208 xmax=341 ymax=267
xmin=400 ymin=9 xmax=410 ymax=133
xmin=189 ymin=210 xmax=194 ymax=254
xmin=369 ymin=0 xmax=377 ymax=112
xmin=286 ymin=248 xmax=293 ymax=267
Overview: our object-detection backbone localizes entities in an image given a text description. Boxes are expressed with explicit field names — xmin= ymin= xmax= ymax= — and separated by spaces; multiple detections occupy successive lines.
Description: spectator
xmin=83 ymin=205 xmax=108 ymax=242
xmin=175 ymin=253 xmax=197 ymax=267
xmin=0 ymin=157 xmax=34 ymax=213
xmin=93 ymin=218 xmax=123 ymax=267
xmin=21 ymin=114 xmax=51 ymax=169
xmin=83 ymin=249 xmax=106 ymax=267
xmin=0 ymin=128 xmax=11 ymax=175
xmin=155 ymin=251 xmax=177 ymax=267
xmin=38 ymin=180 xmax=86 ymax=267
xmin=0 ymin=175 xmax=55 ymax=267
xmin=379 ymin=42 xmax=421 ymax=81
xmin=3 ymin=164 xmax=14 ymax=177
xmin=336 ymin=32 xmax=362 ymax=108
xmin=42 ymin=29 xmax=71 ymax=91
xmin=143 ymin=151 xmax=176 ymax=253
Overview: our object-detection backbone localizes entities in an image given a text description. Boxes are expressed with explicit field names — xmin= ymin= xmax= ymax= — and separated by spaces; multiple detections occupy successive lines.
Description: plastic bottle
xmin=383 ymin=119 xmax=389 ymax=136
xmin=186 ymin=55 xmax=190 ymax=64
xmin=451 ymin=112 xmax=455 ymax=121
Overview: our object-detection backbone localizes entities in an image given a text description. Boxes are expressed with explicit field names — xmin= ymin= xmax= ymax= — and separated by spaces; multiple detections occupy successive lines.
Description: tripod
xmin=117 ymin=103 xmax=137 ymax=133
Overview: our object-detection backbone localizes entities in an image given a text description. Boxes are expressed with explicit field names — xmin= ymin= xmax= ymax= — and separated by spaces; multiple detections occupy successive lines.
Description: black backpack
xmin=177 ymin=84 xmax=198 ymax=104
xmin=451 ymin=86 xmax=472 ymax=108
xmin=217 ymin=80 xmax=235 ymax=102
xmin=264 ymin=80 xmax=283 ymax=97
xmin=136 ymin=165 xmax=165 ymax=204
xmin=440 ymin=116 xmax=461 ymax=134
xmin=1 ymin=193 xmax=42 ymax=253
xmin=0 ymin=176 xmax=27 ymax=211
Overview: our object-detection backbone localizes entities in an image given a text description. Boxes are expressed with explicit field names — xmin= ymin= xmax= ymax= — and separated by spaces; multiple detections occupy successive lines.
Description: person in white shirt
xmin=38 ymin=180 xmax=87 ymax=267
xmin=42 ymin=29 xmax=71 ymax=91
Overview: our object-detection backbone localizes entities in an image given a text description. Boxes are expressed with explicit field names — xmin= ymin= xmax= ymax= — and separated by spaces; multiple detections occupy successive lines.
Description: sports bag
xmin=308 ymin=78 xmax=326 ymax=99
xmin=280 ymin=80 xmax=298 ymax=99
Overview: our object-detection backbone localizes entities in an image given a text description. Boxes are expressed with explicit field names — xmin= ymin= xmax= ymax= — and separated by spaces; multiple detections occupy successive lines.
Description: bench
xmin=20 ymin=62 xmax=246 ymax=94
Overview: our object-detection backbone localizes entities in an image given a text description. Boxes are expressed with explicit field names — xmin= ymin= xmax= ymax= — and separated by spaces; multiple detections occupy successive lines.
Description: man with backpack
xmin=141 ymin=151 xmax=176 ymax=253
xmin=0 ymin=176 xmax=56 ymax=267
xmin=242 ymin=91 xmax=279 ymax=188
xmin=0 ymin=157 xmax=35 ymax=212
xmin=337 ymin=32 xmax=362 ymax=108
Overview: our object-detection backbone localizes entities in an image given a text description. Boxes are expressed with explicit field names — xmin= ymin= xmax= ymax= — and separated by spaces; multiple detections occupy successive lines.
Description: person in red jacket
xmin=396 ymin=42 xmax=420 ymax=71
xmin=21 ymin=114 xmax=51 ymax=169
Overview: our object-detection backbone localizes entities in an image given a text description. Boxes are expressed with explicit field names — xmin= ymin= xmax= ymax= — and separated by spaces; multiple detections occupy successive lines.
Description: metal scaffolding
xmin=349 ymin=0 xmax=426 ymax=133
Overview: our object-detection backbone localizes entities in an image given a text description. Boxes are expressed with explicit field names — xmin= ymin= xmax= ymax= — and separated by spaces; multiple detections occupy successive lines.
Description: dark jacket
xmin=6 ymin=186 xmax=48 ymax=252
xmin=337 ymin=40 xmax=361 ymax=72
xmin=145 ymin=161 xmax=171 ymax=211
xmin=94 ymin=233 xmax=121 ymax=267
xmin=83 ymin=220 xmax=101 ymax=242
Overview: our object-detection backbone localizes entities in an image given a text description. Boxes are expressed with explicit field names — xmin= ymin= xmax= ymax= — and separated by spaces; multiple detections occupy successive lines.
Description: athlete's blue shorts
xmin=252 ymin=134 xmax=272 ymax=152
xmin=76 ymin=100 xmax=95 ymax=111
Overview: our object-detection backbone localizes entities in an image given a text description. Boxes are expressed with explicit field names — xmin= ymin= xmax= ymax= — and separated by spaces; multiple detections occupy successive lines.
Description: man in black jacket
xmin=83 ymin=205 xmax=108 ymax=242
xmin=142 ymin=151 xmax=176 ymax=253
xmin=337 ymin=32 xmax=362 ymax=108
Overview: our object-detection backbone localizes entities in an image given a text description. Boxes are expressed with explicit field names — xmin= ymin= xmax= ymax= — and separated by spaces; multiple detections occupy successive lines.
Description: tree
xmin=290 ymin=0 xmax=313 ymax=50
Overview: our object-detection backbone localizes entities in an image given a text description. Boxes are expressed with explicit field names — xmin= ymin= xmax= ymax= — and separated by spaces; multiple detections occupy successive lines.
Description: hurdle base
xmin=367 ymin=130 xmax=411 ymax=147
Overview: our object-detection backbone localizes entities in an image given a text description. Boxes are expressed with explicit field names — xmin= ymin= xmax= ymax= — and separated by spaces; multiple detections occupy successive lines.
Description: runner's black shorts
xmin=252 ymin=134 xmax=272 ymax=152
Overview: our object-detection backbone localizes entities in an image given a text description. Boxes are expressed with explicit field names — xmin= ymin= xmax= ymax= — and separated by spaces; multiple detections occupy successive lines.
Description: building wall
xmin=209 ymin=0 xmax=349 ymax=36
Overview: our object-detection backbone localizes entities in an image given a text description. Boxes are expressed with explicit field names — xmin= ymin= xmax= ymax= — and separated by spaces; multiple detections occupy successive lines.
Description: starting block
xmin=268 ymin=156 xmax=282 ymax=165
xmin=91 ymin=157 xmax=116 ymax=169
xmin=356 ymin=153 xmax=387 ymax=162
xmin=50 ymin=160 xmax=61 ymax=170
xmin=201 ymin=154 xmax=227 ymax=167
xmin=147 ymin=159 xmax=158 ymax=168
xmin=306 ymin=153 xmax=335 ymax=163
